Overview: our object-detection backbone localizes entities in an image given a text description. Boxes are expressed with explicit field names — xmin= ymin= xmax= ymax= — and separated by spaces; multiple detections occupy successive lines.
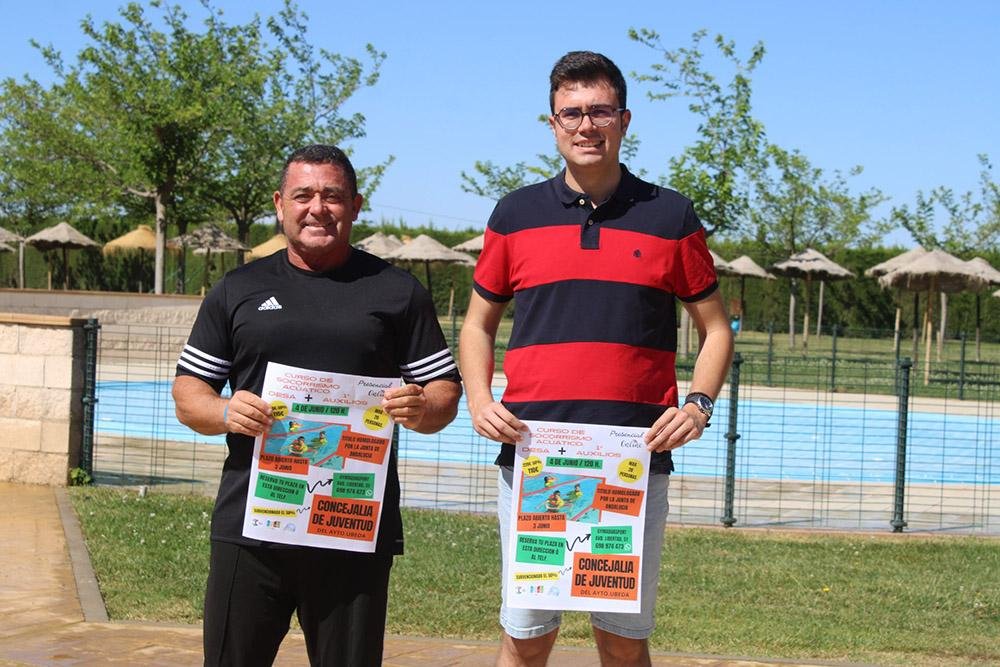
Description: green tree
xmin=743 ymin=144 xmax=886 ymax=347
xmin=459 ymin=112 xmax=564 ymax=203
xmin=630 ymin=29 xmax=767 ymax=236
xmin=199 ymin=1 xmax=391 ymax=267
xmin=460 ymin=156 xmax=559 ymax=201
xmin=460 ymin=132 xmax=642 ymax=202
xmin=1 ymin=1 xmax=243 ymax=293
xmin=0 ymin=0 xmax=390 ymax=293
xmin=892 ymin=154 xmax=1000 ymax=254
xmin=749 ymin=145 xmax=887 ymax=256
xmin=889 ymin=155 xmax=1000 ymax=360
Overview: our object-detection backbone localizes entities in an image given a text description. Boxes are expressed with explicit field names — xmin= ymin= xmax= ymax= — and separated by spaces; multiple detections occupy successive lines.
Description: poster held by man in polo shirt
xmin=241 ymin=361 xmax=397 ymax=552
xmin=506 ymin=421 xmax=651 ymax=613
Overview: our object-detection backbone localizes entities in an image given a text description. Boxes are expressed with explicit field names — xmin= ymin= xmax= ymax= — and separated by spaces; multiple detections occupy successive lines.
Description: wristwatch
xmin=683 ymin=392 xmax=715 ymax=426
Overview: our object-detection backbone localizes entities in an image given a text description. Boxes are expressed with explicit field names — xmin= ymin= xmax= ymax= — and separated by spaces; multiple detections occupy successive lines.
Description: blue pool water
xmin=95 ymin=381 xmax=998 ymax=485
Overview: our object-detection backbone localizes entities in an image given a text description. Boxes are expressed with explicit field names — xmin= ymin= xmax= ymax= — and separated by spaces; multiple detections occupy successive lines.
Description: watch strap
xmin=683 ymin=392 xmax=714 ymax=426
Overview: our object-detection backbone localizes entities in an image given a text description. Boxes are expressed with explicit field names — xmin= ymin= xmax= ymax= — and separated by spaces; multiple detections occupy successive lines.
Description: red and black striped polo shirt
xmin=473 ymin=166 xmax=718 ymax=472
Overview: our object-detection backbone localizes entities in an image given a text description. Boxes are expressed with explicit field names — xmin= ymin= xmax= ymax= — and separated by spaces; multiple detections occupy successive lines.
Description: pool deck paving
xmin=0 ymin=482 xmax=860 ymax=667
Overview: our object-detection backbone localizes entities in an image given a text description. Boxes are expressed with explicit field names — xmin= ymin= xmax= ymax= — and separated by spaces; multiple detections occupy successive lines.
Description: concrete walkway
xmin=0 ymin=482 xmax=858 ymax=666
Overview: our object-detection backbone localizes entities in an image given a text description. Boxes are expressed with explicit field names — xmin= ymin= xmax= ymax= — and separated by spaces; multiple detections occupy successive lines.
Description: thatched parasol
xmin=103 ymin=224 xmax=157 ymax=255
xmin=355 ymin=231 xmax=404 ymax=259
xmin=879 ymin=249 xmax=986 ymax=384
xmin=965 ymin=257 xmax=1000 ymax=285
xmin=771 ymin=248 xmax=855 ymax=349
xmin=25 ymin=222 xmax=100 ymax=252
xmin=169 ymin=224 xmax=249 ymax=293
xmin=168 ymin=225 xmax=248 ymax=253
xmin=725 ymin=255 xmax=776 ymax=328
xmin=879 ymin=249 xmax=983 ymax=292
xmin=387 ymin=234 xmax=475 ymax=287
xmin=386 ymin=234 xmax=476 ymax=313
xmin=453 ymin=233 xmax=485 ymax=253
xmin=0 ymin=226 xmax=22 ymax=245
xmin=25 ymin=222 xmax=100 ymax=290
xmin=865 ymin=247 xmax=928 ymax=360
xmin=102 ymin=224 xmax=157 ymax=292
xmin=0 ymin=227 xmax=25 ymax=289
xmin=728 ymin=255 xmax=774 ymax=280
xmin=709 ymin=250 xmax=735 ymax=275
xmin=247 ymin=233 xmax=287 ymax=261
xmin=864 ymin=247 xmax=928 ymax=278
xmin=0 ymin=226 xmax=15 ymax=255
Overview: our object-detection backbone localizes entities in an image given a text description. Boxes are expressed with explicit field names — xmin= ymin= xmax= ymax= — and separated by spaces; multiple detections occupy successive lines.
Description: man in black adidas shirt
xmin=173 ymin=145 xmax=462 ymax=666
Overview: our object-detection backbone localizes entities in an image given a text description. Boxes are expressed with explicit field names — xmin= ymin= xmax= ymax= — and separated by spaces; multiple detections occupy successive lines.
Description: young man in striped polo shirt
xmin=460 ymin=52 xmax=733 ymax=666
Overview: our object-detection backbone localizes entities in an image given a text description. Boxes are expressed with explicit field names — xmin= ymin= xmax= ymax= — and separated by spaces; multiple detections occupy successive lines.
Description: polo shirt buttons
xmin=578 ymin=198 xmax=586 ymax=206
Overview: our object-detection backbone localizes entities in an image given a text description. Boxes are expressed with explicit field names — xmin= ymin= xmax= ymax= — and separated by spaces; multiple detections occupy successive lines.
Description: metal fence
xmin=87 ymin=322 xmax=999 ymax=534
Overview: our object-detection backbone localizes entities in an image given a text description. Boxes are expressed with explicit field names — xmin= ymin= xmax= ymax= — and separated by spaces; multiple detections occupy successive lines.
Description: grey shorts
xmin=497 ymin=466 xmax=670 ymax=640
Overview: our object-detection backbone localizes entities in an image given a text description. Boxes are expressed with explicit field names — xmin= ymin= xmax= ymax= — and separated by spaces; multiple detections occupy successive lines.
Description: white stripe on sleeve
xmin=400 ymin=348 xmax=456 ymax=383
xmin=177 ymin=344 xmax=231 ymax=381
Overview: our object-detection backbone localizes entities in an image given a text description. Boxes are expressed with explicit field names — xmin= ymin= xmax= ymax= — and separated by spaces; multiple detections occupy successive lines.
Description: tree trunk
xmin=975 ymin=294 xmax=982 ymax=362
xmin=236 ymin=217 xmax=250 ymax=268
xmin=202 ymin=249 xmax=212 ymax=295
xmin=937 ymin=292 xmax=947 ymax=362
xmin=154 ymin=192 xmax=167 ymax=294
xmin=802 ymin=278 xmax=811 ymax=351
xmin=816 ymin=280 xmax=825 ymax=337
xmin=788 ymin=279 xmax=797 ymax=349
xmin=739 ymin=276 xmax=747 ymax=331
xmin=893 ymin=305 xmax=901 ymax=358
xmin=923 ymin=290 xmax=933 ymax=386
xmin=174 ymin=219 xmax=190 ymax=295
xmin=17 ymin=241 xmax=24 ymax=289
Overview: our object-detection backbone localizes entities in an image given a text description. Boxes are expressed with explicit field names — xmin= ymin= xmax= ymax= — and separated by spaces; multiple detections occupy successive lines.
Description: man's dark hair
xmin=279 ymin=144 xmax=358 ymax=196
xmin=549 ymin=51 xmax=627 ymax=113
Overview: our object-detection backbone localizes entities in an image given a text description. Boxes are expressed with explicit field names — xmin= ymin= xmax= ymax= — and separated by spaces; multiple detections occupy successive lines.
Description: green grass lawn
xmin=70 ymin=487 xmax=999 ymax=666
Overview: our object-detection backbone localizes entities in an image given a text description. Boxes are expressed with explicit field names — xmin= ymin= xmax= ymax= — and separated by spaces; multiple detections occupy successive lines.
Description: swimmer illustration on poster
xmin=507 ymin=421 xmax=650 ymax=613
xmin=520 ymin=473 xmax=602 ymax=524
xmin=242 ymin=362 xmax=397 ymax=553
xmin=264 ymin=419 xmax=346 ymax=470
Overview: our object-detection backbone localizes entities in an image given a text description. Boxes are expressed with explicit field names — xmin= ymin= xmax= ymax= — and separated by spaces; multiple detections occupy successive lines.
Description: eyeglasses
xmin=552 ymin=105 xmax=624 ymax=130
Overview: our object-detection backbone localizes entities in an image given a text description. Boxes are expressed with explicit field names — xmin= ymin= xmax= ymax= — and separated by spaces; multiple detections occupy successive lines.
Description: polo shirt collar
xmin=553 ymin=164 xmax=652 ymax=207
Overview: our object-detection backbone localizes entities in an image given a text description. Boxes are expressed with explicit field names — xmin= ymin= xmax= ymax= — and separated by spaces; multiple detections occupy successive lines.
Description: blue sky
xmin=2 ymin=1 xmax=998 ymax=248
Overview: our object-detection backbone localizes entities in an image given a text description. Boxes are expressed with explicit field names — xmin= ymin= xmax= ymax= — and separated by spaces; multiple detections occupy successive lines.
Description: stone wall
xmin=0 ymin=314 xmax=88 ymax=485
xmin=0 ymin=288 xmax=202 ymax=324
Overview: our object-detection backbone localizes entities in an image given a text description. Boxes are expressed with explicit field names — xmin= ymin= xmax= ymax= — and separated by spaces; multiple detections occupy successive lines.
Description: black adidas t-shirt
xmin=176 ymin=248 xmax=460 ymax=554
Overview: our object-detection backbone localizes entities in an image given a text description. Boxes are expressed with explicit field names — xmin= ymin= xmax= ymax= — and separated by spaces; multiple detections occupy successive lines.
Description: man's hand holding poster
xmin=507 ymin=421 xmax=651 ymax=613
xmin=242 ymin=362 xmax=396 ymax=552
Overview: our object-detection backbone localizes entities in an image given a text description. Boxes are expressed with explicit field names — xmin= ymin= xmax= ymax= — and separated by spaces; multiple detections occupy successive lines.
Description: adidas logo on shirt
xmin=258 ymin=297 xmax=283 ymax=311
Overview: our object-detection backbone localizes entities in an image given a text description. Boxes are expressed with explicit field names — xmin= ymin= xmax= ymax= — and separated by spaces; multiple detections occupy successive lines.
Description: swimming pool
xmin=94 ymin=380 xmax=999 ymax=485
